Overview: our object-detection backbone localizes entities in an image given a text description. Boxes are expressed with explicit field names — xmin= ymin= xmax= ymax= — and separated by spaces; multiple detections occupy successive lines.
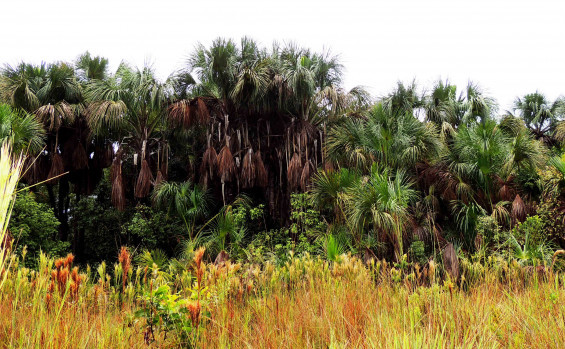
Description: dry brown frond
xmin=300 ymin=160 xmax=314 ymax=191
xmin=254 ymin=151 xmax=268 ymax=188
xmin=35 ymin=102 xmax=75 ymax=131
xmin=111 ymin=158 xmax=125 ymax=211
xmin=442 ymin=243 xmax=459 ymax=281
xmin=154 ymin=170 xmax=164 ymax=187
xmin=217 ymin=143 xmax=236 ymax=182
xmin=72 ymin=142 xmax=89 ymax=170
xmin=24 ymin=155 xmax=49 ymax=184
xmin=93 ymin=144 xmax=114 ymax=168
xmin=160 ymin=161 xmax=168 ymax=179
xmin=241 ymin=148 xmax=255 ymax=189
xmin=287 ymin=153 xmax=302 ymax=192
xmin=511 ymin=194 xmax=527 ymax=225
xmin=214 ymin=250 xmax=229 ymax=266
xmin=110 ymin=152 xmax=122 ymax=184
xmin=196 ymin=98 xmax=210 ymax=124
xmin=135 ymin=159 xmax=154 ymax=198
xmin=497 ymin=175 xmax=516 ymax=201
xmin=47 ymin=153 xmax=64 ymax=183
xmin=200 ymin=145 xmax=218 ymax=185
xmin=168 ymin=100 xmax=196 ymax=128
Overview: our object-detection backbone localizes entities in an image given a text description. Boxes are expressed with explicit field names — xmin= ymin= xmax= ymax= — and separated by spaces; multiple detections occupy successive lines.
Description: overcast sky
xmin=1 ymin=0 xmax=564 ymax=112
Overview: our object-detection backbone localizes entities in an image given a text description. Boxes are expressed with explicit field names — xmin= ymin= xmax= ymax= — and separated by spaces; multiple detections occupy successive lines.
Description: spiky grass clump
xmin=0 ymin=142 xmax=23 ymax=287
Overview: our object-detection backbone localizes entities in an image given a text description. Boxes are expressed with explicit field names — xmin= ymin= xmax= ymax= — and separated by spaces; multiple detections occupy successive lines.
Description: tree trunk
xmin=57 ymin=177 xmax=70 ymax=241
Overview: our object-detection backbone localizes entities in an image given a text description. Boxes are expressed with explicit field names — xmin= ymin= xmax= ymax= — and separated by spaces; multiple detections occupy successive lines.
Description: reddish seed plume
xmin=118 ymin=246 xmax=131 ymax=292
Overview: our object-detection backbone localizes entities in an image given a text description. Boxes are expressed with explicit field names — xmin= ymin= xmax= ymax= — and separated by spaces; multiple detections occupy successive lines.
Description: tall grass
xmin=1 ymin=249 xmax=564 ymax=348
xmin=0 ymin=141 xmax=23 ymax=289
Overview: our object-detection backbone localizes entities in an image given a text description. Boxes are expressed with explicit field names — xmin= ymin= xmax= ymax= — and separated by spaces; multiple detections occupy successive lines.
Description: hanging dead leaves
xmin=168 ymin=97 xmax=211 ymax=128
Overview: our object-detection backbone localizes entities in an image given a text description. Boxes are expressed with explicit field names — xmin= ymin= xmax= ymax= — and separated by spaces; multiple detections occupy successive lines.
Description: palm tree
xmin=0 ymin=103 xmax=44 ymax=154
xmin=449 ymin=118 xmax=510 ymax=200
xmin=0 ymin=61 xmax=90 ymax=242
xmin=462 ymin=83 xmax=497 ymax=125
xmin=423 ymin=80 xmax=467 ymax=139
xmin=33 ymin=62 xmax=83 ymax=131
xmin=347 ymin=166 xmax=418 ymax=260
xmin=0 ymin=62 xmax=46 ymax=112
xmin=203 ymin=204 xmax=246 ymax=259
xmin=311 ymin=167 xmax=359 ymax=223
xmin=86 ymin=63 xmax=170 ymax=204
xmin=327 ymin=103 xmax=442 ymax=171
xmin=381 ymin=80 xmax=422 ymax=116
xmin=447 ymin=116 xmax=545 ymax=206
xmin=152 ymin=180 xmax=210 ymax=239
xmin=168 ymin=38 xmax=364 ymax=223
xmin=75 ymin=51 xmax=109 ymax=82
xmin=420 ymin=80 xmax=496 ymax=133
xmin=512 ymin=92 xmax=564 ymax=143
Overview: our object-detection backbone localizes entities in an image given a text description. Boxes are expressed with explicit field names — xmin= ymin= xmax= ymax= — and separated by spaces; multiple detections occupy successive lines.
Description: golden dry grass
xmin=0 ymin=253 xmax=564 ymax=348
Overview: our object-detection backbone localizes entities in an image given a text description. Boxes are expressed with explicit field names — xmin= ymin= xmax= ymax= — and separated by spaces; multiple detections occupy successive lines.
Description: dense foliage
xmin=1 ymin=39 xmax=565 ymax=270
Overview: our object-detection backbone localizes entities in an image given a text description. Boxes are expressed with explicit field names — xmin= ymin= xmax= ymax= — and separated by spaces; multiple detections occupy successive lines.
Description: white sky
xmin=1 ymin=0 xmax=564 ymax=112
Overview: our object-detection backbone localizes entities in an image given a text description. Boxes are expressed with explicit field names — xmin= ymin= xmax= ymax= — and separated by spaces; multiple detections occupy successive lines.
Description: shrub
xmin=511 ymin=215 xmax=544 ymax=247
xmin=408 ymin=239 xmax=427 ymax=265
xmin=9 ymin=191 xmax=68 ymax=267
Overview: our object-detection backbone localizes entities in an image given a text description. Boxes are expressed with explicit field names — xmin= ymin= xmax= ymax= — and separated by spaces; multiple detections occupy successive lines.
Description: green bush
xmin=122 ymin=205 xmax=184 ymax=253
xmin=511 ymin=215 xmax=544 ymax=247
xmin=475 ymin=215 xmax=503 ymax=249
xmin=9 ymin=191 xmax=69 ymax=267
xmin=408 ymin=239 xmax=427 ymax=265
xmin=72 ymin=194 xmax=125 ymax=263
xmin=72 ymin=182 xmax=183 ymax=264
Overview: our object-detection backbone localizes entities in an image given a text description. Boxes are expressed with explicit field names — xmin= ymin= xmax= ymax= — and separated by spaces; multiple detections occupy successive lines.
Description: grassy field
xmin=1 ymin=251 xmax=564 ymax=348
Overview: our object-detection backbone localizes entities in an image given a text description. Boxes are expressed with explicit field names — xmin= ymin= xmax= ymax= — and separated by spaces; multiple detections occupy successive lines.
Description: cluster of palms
xmin=1 ymin=39 xmax=564 ymax=264
xmin=313 ymin=81 xmax=563 ymax=261
xmin=0 ymin=39 xmax=365 ymax=255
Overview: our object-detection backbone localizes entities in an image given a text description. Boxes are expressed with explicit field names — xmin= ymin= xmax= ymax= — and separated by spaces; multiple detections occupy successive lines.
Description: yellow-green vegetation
xmin=0 ymin=142 xmax=23 ymax=286
xmin=1 ymin=250 xmax=565 ymax=348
